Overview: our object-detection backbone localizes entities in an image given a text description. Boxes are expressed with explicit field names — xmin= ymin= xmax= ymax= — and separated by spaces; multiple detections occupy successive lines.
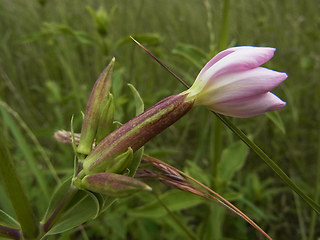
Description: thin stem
xmin=292 ymin=178 xmax=307 ymax=240
xmin=0 ymin=132 xmax=38 ymax=239
xmin=203 ymin=0 xmax=215 ymax=52
xmin=129 ymin=36 xmax=190 ymax=89
xmin=307 ymin=131 xmax=320 ymax=240
xmin=211 ymin=0 xmax=231 ymax=186
xmin=219 ymin=0 xmax=231 ymax=50
xmin=212 ymin=118 xmax=222 ymax=187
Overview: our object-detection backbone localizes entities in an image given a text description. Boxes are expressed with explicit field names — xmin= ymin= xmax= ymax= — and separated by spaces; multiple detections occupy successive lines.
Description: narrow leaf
xmin=128 ymin=83 xmax=144 ymax=115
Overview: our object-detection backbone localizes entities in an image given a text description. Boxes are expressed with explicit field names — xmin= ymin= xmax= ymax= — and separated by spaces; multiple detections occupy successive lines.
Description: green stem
xmin=212 ymin=0 xmax=229 ymax=187
xmin=0 ymin=132 xmax=38 ymax=239
xmin=215 ymin=113 xmax=320 ymax=215
xmin=219 ymin=0 xmax=231 ymax=50
xmin=212 ymin=119 xmax=222 ymax=187
xmin=307 ymin=132 xmax=320 ymax=240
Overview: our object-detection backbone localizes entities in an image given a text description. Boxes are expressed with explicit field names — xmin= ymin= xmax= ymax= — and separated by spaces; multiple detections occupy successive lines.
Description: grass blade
xmin=0 ymin=131 xmax=38 ymax=238
xmin=0 ymin=107 xmax=50 ymax=202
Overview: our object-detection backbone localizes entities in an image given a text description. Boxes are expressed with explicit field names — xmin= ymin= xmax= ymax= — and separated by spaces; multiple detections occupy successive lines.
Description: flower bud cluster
xmin=74 ymin=58 xmax=194 ymax=197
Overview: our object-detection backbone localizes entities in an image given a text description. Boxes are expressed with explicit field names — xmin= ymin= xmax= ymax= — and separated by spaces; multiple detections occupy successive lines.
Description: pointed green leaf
xmin=105 ymin=147 xmax=133 ymax=174
xmin=128 ymin=147 xmax=144 ymax=177
xmin=128 ymin=83 xmax=144 ymax=116
xmin=95 ymin=93 xmax=115 ymax=143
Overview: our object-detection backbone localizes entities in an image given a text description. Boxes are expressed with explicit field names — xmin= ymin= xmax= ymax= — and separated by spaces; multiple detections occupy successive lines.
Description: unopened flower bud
xmin=77 ymin=58 xmax=115 ymax=155
xmin=83 ymin=93 xmax=194 ymax=174
xmin=80 ymin=172 xmax=152 ymax=197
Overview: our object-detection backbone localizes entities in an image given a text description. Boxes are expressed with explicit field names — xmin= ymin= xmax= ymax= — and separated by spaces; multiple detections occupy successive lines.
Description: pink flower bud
xmin=80 ymin=173 xmax=152 ymax=197
xmin=83 ymin=94 xmax=194 ymax=174
xmin=77 ymin=58 xmax=115 ymax=155
xmin=184 ymin=46 xmax=287 ymax=118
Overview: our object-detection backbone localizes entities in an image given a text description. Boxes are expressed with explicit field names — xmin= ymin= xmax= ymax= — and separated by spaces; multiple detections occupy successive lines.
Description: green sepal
xmin=83 ymin=147 xmax=133 ymax=175
xmin=95 ymin=93 xmax=115 ymax=143
xmin=120 ymin=83 xmax=144 ymax=177
xmin=105 ymin=147 xmax=133 ymax=174
xmin=127 ymin=147 xmax=144 ymax=177
xmin=128 ymin=83 xmax=144 ymax=115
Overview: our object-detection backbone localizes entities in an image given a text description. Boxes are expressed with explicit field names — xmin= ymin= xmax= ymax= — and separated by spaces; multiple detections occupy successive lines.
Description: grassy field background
xmin=0 ymin=0 xmax=319 ymax=239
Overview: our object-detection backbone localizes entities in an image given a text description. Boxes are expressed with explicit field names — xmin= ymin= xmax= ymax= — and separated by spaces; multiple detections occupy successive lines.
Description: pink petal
xmin=197 ymin=48 xmax=235 ymax=78
xmin=206 ymin=92 xmax=286 ymax=118
xmin=200 ymin=47 xmax=276 ymax=82
xmin=202 ymin=67 xmax=287 ymax=103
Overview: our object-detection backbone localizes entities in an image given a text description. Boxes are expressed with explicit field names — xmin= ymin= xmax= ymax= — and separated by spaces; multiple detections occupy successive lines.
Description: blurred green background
xmin=0 ymin=0 xmax=319 ymax=239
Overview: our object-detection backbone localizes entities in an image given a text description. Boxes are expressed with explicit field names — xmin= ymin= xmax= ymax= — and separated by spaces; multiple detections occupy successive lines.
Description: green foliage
xmin=41 ymin=178 xmax=101 ymax=236
xmin=218 ymin=140 xmax=248 ymax=186
xmin=0 ymin=0 xmax=319 ymax=239
xmin=129 ymin=190 xmax=203 ymax=219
